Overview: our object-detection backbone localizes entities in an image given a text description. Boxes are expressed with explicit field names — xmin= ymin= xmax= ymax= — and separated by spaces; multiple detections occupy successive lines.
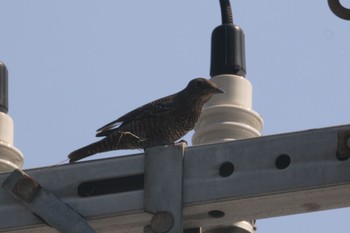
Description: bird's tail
xmin=68 ymin=131 xmax=144 ymax=163
xmin=68 ymin=138 xmax=116 ymax=163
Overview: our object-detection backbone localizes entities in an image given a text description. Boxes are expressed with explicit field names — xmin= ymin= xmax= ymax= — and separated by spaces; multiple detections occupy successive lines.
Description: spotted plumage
xmin=68 ymin=78 xmax=223 ymax=163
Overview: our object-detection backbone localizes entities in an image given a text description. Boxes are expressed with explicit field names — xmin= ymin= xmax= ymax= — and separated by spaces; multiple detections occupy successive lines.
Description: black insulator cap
xmin=0 ymin=61 xmax=9 ymax=113
xmin=210 ymin=24 xmax=246 ymax=77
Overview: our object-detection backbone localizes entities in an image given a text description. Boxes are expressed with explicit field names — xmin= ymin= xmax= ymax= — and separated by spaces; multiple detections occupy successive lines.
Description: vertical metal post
xmin=144 ymin=143 xmax=185 ymax=233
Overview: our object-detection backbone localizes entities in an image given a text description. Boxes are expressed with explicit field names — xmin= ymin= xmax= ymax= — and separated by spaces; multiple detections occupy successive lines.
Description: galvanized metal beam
xmin=1 ymin=124 xmax=350 ymax=233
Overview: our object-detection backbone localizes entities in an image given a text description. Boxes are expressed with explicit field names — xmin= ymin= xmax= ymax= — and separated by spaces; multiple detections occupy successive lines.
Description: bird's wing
xmin=96 ymin=94 xmax=177 ymax=137
xmin=95 ymin=120 xmax=123 ymax=137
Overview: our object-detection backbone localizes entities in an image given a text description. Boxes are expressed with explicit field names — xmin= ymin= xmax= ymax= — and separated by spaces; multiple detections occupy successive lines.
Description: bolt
xmin=13 ymin=176 xmax=41 ymax=202
xmin=150 ymin=211 xmax=174 ymax=233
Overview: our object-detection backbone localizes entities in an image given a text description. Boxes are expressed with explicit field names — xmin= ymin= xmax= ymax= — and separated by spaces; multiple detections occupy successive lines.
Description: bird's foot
xmin=175 ymin=139 xmax=188 ymax=146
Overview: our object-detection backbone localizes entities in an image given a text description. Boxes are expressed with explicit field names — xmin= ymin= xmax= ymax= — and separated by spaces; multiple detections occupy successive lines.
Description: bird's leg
xmin=116 ymin=131 xmax=146 ymax=147
xmin=175 ymin=139 xmax=188 ymax=146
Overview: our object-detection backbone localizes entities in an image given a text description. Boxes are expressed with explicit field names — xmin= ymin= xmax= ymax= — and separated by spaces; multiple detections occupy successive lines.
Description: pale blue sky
xmin=1 ymin=1 xmax=350 ymax=233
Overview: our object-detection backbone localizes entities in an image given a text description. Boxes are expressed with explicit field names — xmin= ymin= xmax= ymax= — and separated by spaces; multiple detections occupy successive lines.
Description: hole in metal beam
xmin=208 ymin=210 xmax=225 ymax=218
xmin=219 ymin=162 xmax=235 ymax=177
xmin=78 ymin=174 xmax=144 ymax=197
xmin=275 ymin=154 xmax=291 ymax=170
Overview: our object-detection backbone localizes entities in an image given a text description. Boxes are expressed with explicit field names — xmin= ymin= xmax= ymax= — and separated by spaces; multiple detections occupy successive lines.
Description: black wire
xmin=328 ymin=0 xmax=350 ymax=20
xmin=219 ymin=0 xmax=233 ymax=24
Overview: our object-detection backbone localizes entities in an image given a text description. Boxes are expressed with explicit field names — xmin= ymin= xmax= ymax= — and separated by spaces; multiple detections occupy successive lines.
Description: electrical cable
xmin=220 ymin=0 xmax=234 ymax=24
xmin=328 ymin=0 xmax=350 ymax=20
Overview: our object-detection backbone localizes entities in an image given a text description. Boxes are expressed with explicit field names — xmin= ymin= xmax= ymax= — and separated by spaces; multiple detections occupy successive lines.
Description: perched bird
xmin=68 ymin=78 xmax=223 ymax=163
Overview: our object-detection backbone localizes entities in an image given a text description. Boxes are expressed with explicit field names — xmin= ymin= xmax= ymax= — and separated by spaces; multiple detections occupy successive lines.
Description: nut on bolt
xmin=13 ymin=175 xmax=41 ymax=202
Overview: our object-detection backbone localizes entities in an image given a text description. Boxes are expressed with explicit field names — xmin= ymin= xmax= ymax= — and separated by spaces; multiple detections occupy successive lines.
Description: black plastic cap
xmin=210 ymin=24 xmax=246 ymax=77
xmin=0 ymin=62 xmax=8 ymax=113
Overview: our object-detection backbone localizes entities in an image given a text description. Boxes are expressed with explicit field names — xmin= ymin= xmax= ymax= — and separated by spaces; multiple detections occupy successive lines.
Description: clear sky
xmin=1 ymin=1 xmax=350 ymax=233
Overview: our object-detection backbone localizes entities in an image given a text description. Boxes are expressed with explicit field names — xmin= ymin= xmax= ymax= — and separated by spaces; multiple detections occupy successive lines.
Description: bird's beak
xmin=214 ymin=87 xmax=224 ymax=94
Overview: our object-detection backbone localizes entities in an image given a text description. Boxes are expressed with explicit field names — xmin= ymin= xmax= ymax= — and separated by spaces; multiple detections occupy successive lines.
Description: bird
xmin=68 ymin=78 xmax=224 ymax=163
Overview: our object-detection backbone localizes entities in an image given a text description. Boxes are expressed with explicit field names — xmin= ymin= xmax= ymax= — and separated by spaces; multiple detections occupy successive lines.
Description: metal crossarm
xmin=1 ymin=124 xmax=350 ymax=233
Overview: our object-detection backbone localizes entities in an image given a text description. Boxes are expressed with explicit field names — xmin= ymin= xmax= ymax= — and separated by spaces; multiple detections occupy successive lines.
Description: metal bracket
xmin=144 ymin=143 xmax=185 ymax=233
xmin=1 ymin=169 xmax=96 ymax=233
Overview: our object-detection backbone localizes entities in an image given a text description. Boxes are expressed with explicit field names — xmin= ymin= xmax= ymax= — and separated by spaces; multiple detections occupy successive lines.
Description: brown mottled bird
xmin=68 ymin=78 xmax=223 ymax=163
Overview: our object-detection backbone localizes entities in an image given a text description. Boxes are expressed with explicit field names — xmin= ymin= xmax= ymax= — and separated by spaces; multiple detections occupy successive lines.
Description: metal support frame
xmin=1 ymin=169 xmax=96 ymax=233
xmin=144 ymin=143 xmax=185 ymax=233
xmin=1 ymin=124 xmax=350 ymax=232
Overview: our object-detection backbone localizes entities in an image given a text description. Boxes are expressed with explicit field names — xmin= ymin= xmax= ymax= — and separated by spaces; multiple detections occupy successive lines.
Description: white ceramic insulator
xmin=204 ymin=221 xmax=256 ymax=233
xmin=0 ymin=112 xmax=24 ymax=173
xmin=192 ymin=74 xmax=263 ymax=145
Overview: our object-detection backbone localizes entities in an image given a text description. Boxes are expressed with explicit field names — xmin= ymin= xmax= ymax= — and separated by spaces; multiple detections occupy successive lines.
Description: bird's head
xmin=186 ymin=78 xmax=224 ymax=94
xmin=185 ymin=78 xmax=224 ymax=104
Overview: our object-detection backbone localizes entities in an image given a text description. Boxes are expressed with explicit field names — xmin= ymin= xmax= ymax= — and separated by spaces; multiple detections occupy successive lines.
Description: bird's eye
xmin=196 ymin=80 xmax=204 ymax=87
